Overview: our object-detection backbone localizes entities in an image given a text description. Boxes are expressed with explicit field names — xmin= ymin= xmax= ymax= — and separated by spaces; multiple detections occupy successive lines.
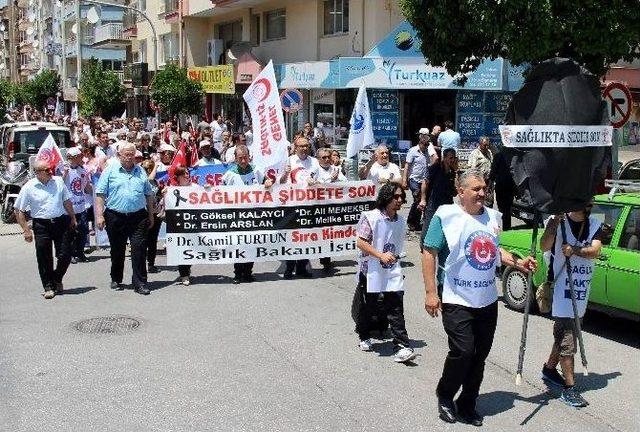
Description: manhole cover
xmin=73 ymin=316 xmax=141 ymax=335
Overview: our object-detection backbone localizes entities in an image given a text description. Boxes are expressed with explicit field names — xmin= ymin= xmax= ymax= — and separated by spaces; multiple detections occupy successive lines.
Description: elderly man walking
xmin=15 ymin=160 xmax=77 ymax=299
xmin=95 ymin=142 xmax=155 ymax=295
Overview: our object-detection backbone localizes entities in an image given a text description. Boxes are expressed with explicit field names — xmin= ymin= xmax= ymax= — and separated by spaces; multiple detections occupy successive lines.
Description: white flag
xmin=120 ymin=109 xmax=127 ymax=120
xmin=346 ymin=84 xmax=375 ymax=159
xmin=36 ymin=134 xmax=64 ymax=171
xmin=71 ymin=103 xmax=79 ymax=121
xmin=242 ymin=60 xmax=289 ymax=180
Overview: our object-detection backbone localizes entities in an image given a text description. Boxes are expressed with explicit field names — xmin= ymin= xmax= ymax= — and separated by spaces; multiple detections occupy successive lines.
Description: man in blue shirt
xmin=437 ymin=121 xmax=461 ymax=151
xmin=95 ymin=143 xmax=155 ymax=295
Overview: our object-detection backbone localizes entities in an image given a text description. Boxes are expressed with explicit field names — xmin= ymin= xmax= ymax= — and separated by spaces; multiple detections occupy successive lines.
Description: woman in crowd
xmin=331 ymin=149 xmax=346 ymax=175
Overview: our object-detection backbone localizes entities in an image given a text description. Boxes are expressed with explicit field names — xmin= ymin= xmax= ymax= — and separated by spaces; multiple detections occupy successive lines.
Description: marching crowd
xmin=10 ymin=107 xmax=602 ymax=424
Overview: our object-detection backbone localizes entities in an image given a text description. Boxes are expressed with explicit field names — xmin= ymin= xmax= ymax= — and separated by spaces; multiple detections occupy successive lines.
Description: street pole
xmin=80 ymin=0 xmax=159 ymax=125
xmin=75 ymin=0 xmax=81 ymax=83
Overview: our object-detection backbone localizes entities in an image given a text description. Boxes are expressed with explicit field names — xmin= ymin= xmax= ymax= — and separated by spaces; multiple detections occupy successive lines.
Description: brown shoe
xmin=43 ymin=290 xmax=55 ymax=299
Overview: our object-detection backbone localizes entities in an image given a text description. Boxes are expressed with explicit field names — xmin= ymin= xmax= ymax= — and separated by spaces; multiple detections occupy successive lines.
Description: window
xmin=620 ymin=208 xmax=640 ymax=251
xmin=218 ymin=20 xmax=243 ymax=44
xmin=590 ymin=203 xmax=624 ymax=246
xmin=161 ymin=33 xmax=178 ymax=63
xmin=324 ymin=0 xmax=349 ymax=35
xmin=139 ymin=40 xmax=147 ymax=63
xmin=265 ymin=9 xmax=285 ymax=40
xmin=250 ymin=14 xmax=260 ymax=47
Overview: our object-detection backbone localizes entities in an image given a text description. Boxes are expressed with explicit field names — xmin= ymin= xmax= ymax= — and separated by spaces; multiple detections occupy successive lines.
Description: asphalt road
xmin=1 ymin=231 xmax=638 ymax=432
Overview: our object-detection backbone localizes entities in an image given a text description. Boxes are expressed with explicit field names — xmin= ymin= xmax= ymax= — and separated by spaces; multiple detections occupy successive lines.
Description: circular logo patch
xmin=70 ymin=177 xmax=83 ymax=195
xmin=464 ymin=231 xmax=498 ymax=271
xmin=381 ymin=243 xmax=397 ymax=269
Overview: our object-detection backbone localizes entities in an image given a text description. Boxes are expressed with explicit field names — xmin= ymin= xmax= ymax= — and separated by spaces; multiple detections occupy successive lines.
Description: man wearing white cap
xmin=418 ymin=127 xmax=439 ymax=166
xmin=62 ymin=147 xmax=93 ymax=263
xmin=155 ymin=143 xmax=177 ymax=171
xmin=195 ymin=140 xmax=222 ymax=166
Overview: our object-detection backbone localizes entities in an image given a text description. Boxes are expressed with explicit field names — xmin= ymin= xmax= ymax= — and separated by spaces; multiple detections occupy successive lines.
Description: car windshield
xmin=620 ymin=160 xmax=640 ymax=180
xmin=13 ymin=130 xmax=71 ymax=154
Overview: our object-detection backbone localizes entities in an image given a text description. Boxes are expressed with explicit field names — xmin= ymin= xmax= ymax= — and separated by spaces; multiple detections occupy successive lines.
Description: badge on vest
xmin=464 ymin=230 xmax=498 ymax=271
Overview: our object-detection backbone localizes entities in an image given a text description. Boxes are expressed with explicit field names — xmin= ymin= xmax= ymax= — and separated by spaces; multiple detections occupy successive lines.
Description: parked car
xmin=0 ymin=121 xmax=72 ymax=164
xmin=500 ymin=190 xmax=640 ymax=321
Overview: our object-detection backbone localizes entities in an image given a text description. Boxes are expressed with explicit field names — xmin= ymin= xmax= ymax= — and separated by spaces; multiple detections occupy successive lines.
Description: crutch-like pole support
xmin=559 ymin=220 xmax=589 ymax=375
xmin=515 ymin=212 xmax=540 ymax=385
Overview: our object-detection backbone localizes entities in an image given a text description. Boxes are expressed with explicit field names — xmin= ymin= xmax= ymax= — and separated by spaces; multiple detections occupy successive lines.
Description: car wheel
xmin=502 ymin=266 xmax=537 ymax=312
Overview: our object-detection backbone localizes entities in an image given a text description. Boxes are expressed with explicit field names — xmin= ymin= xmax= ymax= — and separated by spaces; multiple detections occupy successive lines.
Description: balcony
xmin=164 ymin=0 xmax=179 ymax=23
xmin=122 ymin=11 xmax=138 ymax=38
xmin=93 ymin=23 xmax=130 ymax=49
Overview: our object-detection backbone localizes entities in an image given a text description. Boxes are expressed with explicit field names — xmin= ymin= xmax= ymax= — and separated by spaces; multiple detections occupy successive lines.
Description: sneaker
xmin=110 ymin=281 xmax=123 ymax=291
xmin=43 ymin=290 xmax=55 ymax=299
xmin=181 ymin=276 xmax=191 ymax=286
xmin=358 ymin=338 xmax=373 ymax=351
xmin=541 ymin=364 xmax=566 ymax=387
xmin=394 ymin=347 xmax=417 ymax=363
xmin=559 ymin=387 xmax=589 ymax=408
xmin=283 ymin=271 xmax=294 ymax=280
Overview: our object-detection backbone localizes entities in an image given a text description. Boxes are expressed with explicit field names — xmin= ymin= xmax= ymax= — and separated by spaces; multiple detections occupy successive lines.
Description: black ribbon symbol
xmin=174 ymin=189 xmax=188 ymax=207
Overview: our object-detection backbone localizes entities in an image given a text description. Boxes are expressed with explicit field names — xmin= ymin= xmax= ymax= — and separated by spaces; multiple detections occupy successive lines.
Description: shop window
xmin=218 ymin=20 xmax=243 ymax=45
xmin=265 ymin=9 xmax=286 ymax=41
xmin=324 ymin=0 xmax=349 ymax=35
xmin=161 ymin=33 xmax=179 ymax=64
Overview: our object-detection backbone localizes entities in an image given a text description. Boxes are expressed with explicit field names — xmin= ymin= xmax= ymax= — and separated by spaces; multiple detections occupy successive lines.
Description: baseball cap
xmin=67 ymin=147 xmax=82 ymax=157
xmin=199 ymin=139 xmax=212 ymax=148
xmin=417 ymin=127 xmax=430 ymax=135
xmin=159 ymin=143 xmax=177 ymax=153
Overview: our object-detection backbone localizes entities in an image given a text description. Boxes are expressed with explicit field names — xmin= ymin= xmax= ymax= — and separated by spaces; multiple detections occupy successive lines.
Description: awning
xmin=235 ymin=52 xmax=262 ymax=85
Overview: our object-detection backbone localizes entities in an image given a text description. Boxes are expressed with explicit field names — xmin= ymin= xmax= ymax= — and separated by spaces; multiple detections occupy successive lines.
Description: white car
xmin=0 ymin=121 xmax=72 ymax=164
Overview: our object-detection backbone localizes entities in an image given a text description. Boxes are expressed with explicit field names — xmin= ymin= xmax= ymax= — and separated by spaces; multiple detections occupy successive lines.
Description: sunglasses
xmin=393 ymin=194 xmax=405 ymax=201
xmin=320 ymin=155 xmax=331 ymax=159
xmin=35 ymin=168 xmax=50 ymax=173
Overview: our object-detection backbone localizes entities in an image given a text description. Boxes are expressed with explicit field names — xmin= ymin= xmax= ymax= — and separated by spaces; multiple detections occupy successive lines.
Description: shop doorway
xmin=400 ymin=89 xmax=456 ymax=142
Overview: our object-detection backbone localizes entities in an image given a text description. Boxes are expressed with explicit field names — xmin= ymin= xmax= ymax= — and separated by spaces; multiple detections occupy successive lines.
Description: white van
xmin=0 ymin=122 xmax=72 ymax=164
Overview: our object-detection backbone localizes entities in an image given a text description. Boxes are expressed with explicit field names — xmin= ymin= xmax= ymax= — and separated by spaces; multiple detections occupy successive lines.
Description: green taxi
xmin=500 ymin=191 xmax=640 ymax=321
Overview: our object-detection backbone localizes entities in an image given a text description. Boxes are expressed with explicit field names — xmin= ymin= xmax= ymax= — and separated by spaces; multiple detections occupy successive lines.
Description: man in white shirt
xmin=315 ymin=147 xmax=345 ymax=271
xmin=15 ymin=160 xmax=78 ymax=299
xmin=195 ymin=140 xmax=222 ymax=166
xmin=95 ymin=131 xmax=116 ymax=161
xmin=437 ymin=120 xmax=461 ymax=151
xmin=359 ymin=145 xmax=402 ymax=185
xmin=210 ymin=113 xmax=227 ymax=150
xmin=280 ymin=137 xmax=319 ymax=278
xmin=62 ymin=147 xmax=93 ymax=263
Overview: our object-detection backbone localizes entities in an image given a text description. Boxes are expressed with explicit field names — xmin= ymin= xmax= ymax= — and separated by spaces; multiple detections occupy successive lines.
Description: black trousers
xmin=178 ymin=265 xmax=191 ymax=277
xmin=32 ymin=216 xmax=74 ymax=291
xmin=146 ymin=214 xmax=163 ymax=266
xmin=72 ymin=210 xmax=89 ymax=258
xmin=352 ymin=272 xmax=411 ymax=349
xmin=437 ymin=301 xmax=498 ymax=409
xmin=234 ymin=262 xmax=254 ymax=277
xmin=285 ymin=259 xmax=309 ymax=274
xmin=104 ymin=208 xmax=148 ymax=287
xmin=407 ymin=179 xmax=422 ymax=228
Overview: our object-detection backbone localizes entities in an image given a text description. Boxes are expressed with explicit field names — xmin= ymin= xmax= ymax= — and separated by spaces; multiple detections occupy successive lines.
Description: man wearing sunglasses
xmin=15 ymin=160 xmax=78 ymax=300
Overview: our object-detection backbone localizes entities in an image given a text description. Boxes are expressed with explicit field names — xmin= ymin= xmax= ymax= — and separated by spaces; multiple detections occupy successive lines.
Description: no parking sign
xmin=280 ymin=89 xmax=303 ymax=113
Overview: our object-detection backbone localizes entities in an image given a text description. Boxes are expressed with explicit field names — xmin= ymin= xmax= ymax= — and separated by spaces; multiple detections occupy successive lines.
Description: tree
xmin=150 ymin=64 xmax=204 ymax=120
xmin=21 ymin=69 xmax=60 ymax=110
xmin=399 ymin=0 xmax=640 ymax=79
xmin=79 ymin=59 xmax=126 ymax=118
xmin=0 ymin=79 xmax=11 ymax=121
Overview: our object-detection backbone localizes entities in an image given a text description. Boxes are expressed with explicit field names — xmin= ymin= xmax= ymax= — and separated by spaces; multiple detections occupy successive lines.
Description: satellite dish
xmin=26 ymin=27 xmax=35 ymax=35
xmin=71 ymin=23 xmax=77 ymax=34
xmin=87 ymin=6 xmax=100 ymax=25
xmin=32 ymin=40 xmax=39 ymax=48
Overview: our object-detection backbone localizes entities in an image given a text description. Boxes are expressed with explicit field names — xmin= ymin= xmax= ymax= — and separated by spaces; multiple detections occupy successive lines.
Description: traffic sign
xmin=603 ymin=82 xmax=633 ymax=128
xmin=280 ymin=88 xmax=303 ymax=113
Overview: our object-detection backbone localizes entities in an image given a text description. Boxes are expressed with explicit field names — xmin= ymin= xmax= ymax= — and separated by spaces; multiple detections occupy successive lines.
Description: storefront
xmin=276 ymin=21 xmax=525 ymax=156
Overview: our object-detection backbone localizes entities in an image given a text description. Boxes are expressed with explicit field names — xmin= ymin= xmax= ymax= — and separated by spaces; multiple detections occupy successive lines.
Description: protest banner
xmin=155 ymin=164 xmax=228 ymax=188
xmin=164 ymin=181 xmax=376 ymax=265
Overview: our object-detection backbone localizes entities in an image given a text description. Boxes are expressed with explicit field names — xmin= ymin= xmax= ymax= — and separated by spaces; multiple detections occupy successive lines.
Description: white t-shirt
xmin=211 ymin=121 xmax=227 ymax=142
xmin=95 ymin=144 xmax=116 ymax=160
xmin=222 ymin=166 xmax=264 ymax=186
xmin=317 ymin=165 xmax=346 ymax=183
xmin=288 ymin=154 xmax=320 ymax=184
xmin=368 ymin=162 xmax=401 ymax=184
xmin=195 ymin=157 xmax=222 ymax=166
xmin=64 ymin=165 xmax=90 ymax=214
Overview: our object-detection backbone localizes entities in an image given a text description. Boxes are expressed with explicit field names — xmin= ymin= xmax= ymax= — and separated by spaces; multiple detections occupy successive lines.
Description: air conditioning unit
xmin=206 ymin=39 xmax=223 ymax=66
